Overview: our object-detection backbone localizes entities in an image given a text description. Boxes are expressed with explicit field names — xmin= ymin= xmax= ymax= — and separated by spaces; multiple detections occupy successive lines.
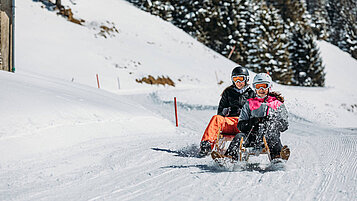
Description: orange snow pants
xmin=201 ymin=115 xmax=240 ymax=148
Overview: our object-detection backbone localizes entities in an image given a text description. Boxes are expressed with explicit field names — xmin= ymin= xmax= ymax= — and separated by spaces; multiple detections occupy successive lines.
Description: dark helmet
xmin=231 ymin=66 xmax=249 ymax=77
xmin=231 ymin=66 xmax=249 ymax=84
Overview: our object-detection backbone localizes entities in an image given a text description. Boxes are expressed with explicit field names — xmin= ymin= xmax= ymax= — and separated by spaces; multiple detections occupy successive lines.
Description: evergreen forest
xmin=126 ymin=0 xmax=356 ymax=86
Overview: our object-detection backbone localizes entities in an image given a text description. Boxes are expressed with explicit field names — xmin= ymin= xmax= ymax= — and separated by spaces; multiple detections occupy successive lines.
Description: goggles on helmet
xmin=254 ymin=83 xmax=270 ymax=90
xmin=232 ymin=75 xmax=247 ymax=83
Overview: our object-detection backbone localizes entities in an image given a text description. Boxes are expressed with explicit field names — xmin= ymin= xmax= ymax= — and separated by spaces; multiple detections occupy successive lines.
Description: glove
xmin=249 ymin=117 xmax=260 ymax=126
xmin=222 ymin=107 xmax=231 ymax=117
xmin=249 ymin=117 xmax=260 ymax=132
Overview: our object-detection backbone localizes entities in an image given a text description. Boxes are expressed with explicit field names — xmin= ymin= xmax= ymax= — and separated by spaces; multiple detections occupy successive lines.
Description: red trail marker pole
xmin=96 ymin=74 xmax=100 ymax=89
xmin=174 ymin=97 xmax=178 ymax=127
xmin=228 ymin=45 xmax=236 ymax=59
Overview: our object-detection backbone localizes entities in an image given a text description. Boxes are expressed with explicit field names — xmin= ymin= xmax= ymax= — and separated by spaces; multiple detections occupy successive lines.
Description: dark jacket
xmin=217 ymin=85 xmax=255 ymax=117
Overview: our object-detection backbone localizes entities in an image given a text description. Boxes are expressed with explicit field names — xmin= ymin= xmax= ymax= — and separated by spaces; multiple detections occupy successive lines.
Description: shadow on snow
xmin=151 ymin=144 xmax=201 ymax=158
xmin=152 ymin=145 xmax=285 ymax=173
xmin=160 ymin=162 xmax=285 ymax=173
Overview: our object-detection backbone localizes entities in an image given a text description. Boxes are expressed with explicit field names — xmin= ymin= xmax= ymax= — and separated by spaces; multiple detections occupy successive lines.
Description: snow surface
xmin=1 ymin=0 xmax=357 ymax=200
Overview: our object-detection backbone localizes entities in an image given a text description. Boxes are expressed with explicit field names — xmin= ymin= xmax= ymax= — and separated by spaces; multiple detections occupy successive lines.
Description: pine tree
xmin=125 ymin=0 xmax=327 ymax=86
xmin=346 ymin=26 xmax=357 ymax=59
xmin=326 ymin=0 xmax=348 ymax=51
xmin=231 ymin=0 xmax=261 ymax=68
xmin=171 ymin=0 xmax=200 ymax=37
xmin=326 ymin=0 xmax=357 ymax=59
xmin=265 ymin=0 xmax=305 ymax=24
xmin=258 ymin=4 xmax=293 ymax=85
xmin=266 ymin=0 xmax=325 ymax=86
xmin=305 ymin=0 xmax=329 ymax=39
xmin=289 ymin=28 xmax=325 ymax=86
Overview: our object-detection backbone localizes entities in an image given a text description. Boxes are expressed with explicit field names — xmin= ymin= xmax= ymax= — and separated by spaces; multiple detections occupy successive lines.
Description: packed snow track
xmin=2 ymin=93 xmax=356 ymax=201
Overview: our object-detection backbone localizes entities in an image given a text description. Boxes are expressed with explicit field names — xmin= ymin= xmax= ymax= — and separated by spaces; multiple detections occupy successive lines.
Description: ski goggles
xmin=232 ymin=75 xmax=247 ymax=83
xmin=254 ymin=83 xmax=270 ymax=90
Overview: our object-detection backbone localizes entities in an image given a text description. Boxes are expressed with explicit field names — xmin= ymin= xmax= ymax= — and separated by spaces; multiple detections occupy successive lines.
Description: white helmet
xmin=252 ymin=73 xmax=272 ymax=89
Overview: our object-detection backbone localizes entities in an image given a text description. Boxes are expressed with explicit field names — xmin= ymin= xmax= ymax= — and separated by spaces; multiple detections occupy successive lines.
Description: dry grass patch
xmin=97 ymin=23 xmax=119 ymax=38
xmin=57 ymin=7 xmax=85 ymax=25
xmin=136 ymin=75 xmax=175 ymax=87
xmin=36 ymin=0 xmax=85 ymax=25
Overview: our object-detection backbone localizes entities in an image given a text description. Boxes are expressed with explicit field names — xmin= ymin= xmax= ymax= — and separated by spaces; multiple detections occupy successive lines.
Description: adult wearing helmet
xmin=199 ymin=66 xmax=255 ymax=156
xmin=225 ymin=73 xmax=290 ymax=161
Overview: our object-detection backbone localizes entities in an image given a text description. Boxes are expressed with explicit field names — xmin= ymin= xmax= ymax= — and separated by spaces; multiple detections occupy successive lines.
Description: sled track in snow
xmin=3 ymin=94 xmax=356 ymax=201
xmin=144 ymin=93 xmax=357 ymax=200
xmin=150 ymin=92 xmax=218 ymax=111
xmin=287 ymin=121 xmax=357 ymax=200
xmin=314 ymin=133 xmax=357 ymax=200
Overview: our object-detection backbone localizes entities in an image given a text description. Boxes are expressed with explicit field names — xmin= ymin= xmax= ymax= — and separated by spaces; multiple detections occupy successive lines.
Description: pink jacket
xmin=248 ymin=96 xmax=283 ymax=115
xmin=240 ymin=95 xmax=286 ymax=121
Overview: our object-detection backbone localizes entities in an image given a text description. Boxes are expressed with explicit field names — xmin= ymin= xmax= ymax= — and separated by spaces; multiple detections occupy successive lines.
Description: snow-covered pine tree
xmin=171 ymin=0 xmax=199 ymax=37
xmin=125 ymin=0 xmax=326 ymax=85
xmin=325 ymin=0 xmax=348 ymax=52
xmin=346 ymin=25 xmax=357 ymax=59
xmin=289 ymin=28 xmax=325 ymax=86
xmin=342 ymin=0 xmax=357 ymax=59
xmin=266 ymin=0 xmax=325 ymax=86
xmin=189 ymin=0 xmax=223 ymax=53
xmin=231 ymin=0 xmax=261 ymax=69
xmin=216 ymin=0 xmax=242 ymax=56
xmin=305 ymin=0 xmax=329 ymax=40
xmin=144 ymin=1 xmax=174 ymax=22
xmin=265 ymin=0 xmax=305 ymax=24
xmin=258 ymin=4 xmax=293 ymax=85
xmin=325 ymin=0 xmax=357 ymax=59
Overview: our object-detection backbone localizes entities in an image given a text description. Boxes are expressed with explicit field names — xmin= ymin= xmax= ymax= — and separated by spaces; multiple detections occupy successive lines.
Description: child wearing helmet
xmin=225 ymin=73 xmax=290 ymax=161
xmin=199 ymin=66 xmax=255 ymax=157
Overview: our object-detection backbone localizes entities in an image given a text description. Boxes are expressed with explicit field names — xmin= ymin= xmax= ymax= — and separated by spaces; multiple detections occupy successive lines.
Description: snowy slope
xmin=17 ymin=0 xmax=235 ymax=92
xmin=0 ymin=71 xmax=174 ymax=162
xmin=1 ymin=0 xmax=357 ymax=200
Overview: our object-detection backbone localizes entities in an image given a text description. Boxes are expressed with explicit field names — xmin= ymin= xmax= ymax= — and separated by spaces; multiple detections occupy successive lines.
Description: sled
xmin=238 ymin=134 xmax=271 ymax=162
xmin=211 ymin=131 xmax=271 ymax=163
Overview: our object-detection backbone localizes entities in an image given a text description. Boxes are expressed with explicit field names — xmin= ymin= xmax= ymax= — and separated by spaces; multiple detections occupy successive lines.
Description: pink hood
xmin=248 ymin=96 xmax=283 ymax=112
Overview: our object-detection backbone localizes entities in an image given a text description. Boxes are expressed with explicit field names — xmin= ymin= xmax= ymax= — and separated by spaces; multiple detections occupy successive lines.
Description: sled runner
xmin=211 ymin=131 xmax=271 ymax=163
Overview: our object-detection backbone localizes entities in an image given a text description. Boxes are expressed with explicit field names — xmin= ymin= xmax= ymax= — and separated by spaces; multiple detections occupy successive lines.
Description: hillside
xmin=1 ymin=0 xmax=356 ymax=200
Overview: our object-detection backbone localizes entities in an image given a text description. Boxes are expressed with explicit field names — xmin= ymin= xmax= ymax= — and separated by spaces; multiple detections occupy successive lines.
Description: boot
xmin=280 ymin=145 xmax=290 ymax=160
xmin=225 ymin=133 xmax=245 ymax=161
xmin=198 ymin=141 xmax=212 ymax=157
xmin=224 ymin=137 xmax=240 ymax=160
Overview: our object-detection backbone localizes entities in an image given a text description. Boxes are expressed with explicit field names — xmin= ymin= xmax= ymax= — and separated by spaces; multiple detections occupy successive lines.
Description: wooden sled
xmin=211 ymin=131 xmax=271 ymax=162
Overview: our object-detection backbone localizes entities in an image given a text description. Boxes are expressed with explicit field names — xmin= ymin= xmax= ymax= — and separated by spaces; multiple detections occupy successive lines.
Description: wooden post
xmin=0 ymin=0 xmax=14 ymax=72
